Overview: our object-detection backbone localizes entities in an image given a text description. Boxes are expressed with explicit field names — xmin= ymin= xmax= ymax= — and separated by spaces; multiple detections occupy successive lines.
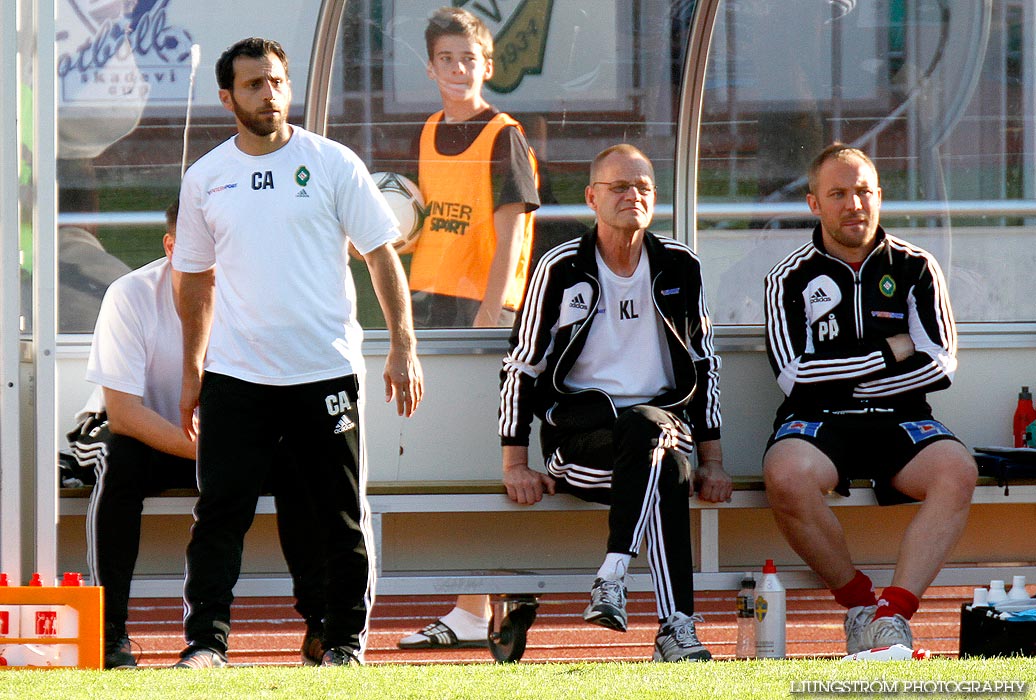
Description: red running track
xmin=126 ymin=586 xmax=973 ymax=667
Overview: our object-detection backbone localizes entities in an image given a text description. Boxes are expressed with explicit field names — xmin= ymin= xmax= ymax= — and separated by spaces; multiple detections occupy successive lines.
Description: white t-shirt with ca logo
xmin=173 ymin=128 xmax=400 ymax=385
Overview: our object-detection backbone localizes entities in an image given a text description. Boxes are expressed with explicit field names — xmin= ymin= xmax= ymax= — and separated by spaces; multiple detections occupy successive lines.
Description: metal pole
xmin=1026 ymin=2 xmax=1036 ymax=224
xmin=361 ymin=0 xmax=373 ymax=160
xmin=32 ymin=0 xmax=59 ymax=584
xmin=674 ymin=0 xmax=723 ymax=250
xmin=0 ymin=0 xmax=23 ymax=581
xmin=830 ymin=1 xmax=843 ymax=143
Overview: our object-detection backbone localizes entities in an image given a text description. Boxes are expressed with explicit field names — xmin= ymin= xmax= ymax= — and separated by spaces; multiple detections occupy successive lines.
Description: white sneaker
xmin=863 ymin=614 xmax=913 ymax=650
xmin=844 ymin=604 xmax=877 ymax=654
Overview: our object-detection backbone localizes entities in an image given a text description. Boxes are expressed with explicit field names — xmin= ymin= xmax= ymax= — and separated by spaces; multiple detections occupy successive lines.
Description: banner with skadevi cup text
xmin=56 ymin=0 xmax=320 ymax=163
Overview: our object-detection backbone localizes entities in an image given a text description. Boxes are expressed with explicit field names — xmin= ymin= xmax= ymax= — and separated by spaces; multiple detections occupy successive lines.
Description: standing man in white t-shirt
xmin=499 ymin=145 xmax=732 ymax=662
xmin=172 ymin=37 xmax=423 ymax=668
xmin=86 ymin=201 xmax=328 ymax=669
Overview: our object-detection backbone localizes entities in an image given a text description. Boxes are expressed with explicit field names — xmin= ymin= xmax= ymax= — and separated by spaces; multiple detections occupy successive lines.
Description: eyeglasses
xmin=591 ymin=180 xmax=656 ymax=196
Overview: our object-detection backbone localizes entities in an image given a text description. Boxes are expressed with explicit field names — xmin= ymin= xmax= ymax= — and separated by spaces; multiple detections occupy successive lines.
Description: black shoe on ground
xmin=104 ymin=632 xmax=137 ymax=669
xmin=321 ymin=646 xmax=363 ymax=666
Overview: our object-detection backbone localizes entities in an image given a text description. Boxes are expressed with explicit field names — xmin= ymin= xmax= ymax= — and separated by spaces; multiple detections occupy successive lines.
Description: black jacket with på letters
xmin=764 ymin=224 xmax=957 ymax=420
xmin=499 ymin=227 xmax=722 ymax=449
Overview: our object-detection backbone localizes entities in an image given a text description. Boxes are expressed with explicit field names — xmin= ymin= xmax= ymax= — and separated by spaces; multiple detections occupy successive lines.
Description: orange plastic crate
xmin=0 ymin=585 xmax=103 ymax=669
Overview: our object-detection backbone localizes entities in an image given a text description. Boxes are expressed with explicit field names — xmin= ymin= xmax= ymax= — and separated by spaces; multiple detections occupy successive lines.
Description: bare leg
xmin=763 ymin=439 xmax=856 ymax=589
xmin=888 ymin=440 xmax=977 ymax=597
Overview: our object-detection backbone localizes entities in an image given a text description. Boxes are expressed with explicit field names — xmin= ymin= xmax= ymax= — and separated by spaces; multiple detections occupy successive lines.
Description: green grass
xmin=2 ymin=659 xmax=1035 ymax=700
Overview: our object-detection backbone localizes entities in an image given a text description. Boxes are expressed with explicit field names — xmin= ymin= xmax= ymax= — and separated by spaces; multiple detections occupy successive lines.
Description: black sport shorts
xmin=766 ymin=409 xmax=962 ymax=505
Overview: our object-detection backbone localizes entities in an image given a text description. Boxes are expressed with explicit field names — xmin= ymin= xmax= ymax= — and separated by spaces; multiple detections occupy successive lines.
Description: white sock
xmin=596 ymin=553 xmax=631 ymax=582
xmin=440 ymin=606 xmax=489 ymax=641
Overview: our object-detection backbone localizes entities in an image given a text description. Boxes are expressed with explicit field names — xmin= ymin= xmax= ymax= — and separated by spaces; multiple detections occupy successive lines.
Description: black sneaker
xmin=320 ymin=646 xmax=363 ymax=666
xmin=172 ymin=647 xmax=227 ymax=669
xmin=583 ymin=577 xmax=628 ymax=632
xmin=104 ymin=632 xmax=137 ymax=669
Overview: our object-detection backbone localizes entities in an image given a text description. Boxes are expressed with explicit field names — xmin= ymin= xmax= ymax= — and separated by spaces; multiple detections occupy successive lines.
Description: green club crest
xmin=295 ymin=166 xmax=311 ymax=187
xmin=879 ymin=275 xmax=896 ymax=297
xmin=476 ymin=0 xmax=555 ymax=94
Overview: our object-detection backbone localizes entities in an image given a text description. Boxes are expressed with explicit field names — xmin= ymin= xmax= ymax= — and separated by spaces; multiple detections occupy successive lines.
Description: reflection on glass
xmin=697 ymin=0 xmax=1034 ymax=324
xmin=330 ymin=1 xmax=684 ymax=329
xmin=21 ymin=160 xmax=131 ymax=334
xmin=42 ymin=1 xmax=1036 ymax=334
xmin=404 ymin=7 xmax=540 ymax=329
xmin=46 ymin=0 xmax=321 ymax=333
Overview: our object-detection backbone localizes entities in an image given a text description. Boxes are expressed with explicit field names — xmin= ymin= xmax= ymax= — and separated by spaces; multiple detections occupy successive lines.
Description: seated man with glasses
xmin=498 ymin=143 xmax=732 ymax=662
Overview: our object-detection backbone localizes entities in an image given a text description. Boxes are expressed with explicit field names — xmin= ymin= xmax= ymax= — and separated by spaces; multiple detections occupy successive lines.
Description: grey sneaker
xmin=863 ymin=613 xmax=913 ymax=650
xmin=652 ymin=611 xmax=712 ymax=662
xmin=321 ymin=646 xmax=363 ymax=666
xmin=172 ymin=647 xmax=227 ymax=669
xmin=844 ymin=604 xmax=877 ymax=654
xmin=583 ymin=578 xmax=628 ymax=632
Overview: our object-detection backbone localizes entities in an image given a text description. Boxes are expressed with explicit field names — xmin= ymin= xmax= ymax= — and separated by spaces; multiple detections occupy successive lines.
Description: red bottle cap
xmin=61 ymin=572 xmax=83 ymax=586
xmin=0 ymin=573 xmax=7 ymax=586
xmin=763 ymin=559 xmax=777 ymax=574
xmin=28 ymin=573 xmax=43 ymax=586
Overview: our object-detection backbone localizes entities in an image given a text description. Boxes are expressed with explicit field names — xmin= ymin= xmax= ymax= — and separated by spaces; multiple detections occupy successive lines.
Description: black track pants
xmin=544 ymin=404 xmax=695 ymax=621
xmin=182 ymin=372 xmax=372 ymax=657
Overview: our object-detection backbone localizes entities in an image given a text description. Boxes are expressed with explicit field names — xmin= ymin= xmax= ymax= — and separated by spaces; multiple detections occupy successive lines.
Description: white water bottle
xmin=1008 ymin=575 xmax=1029 ymax=601
xmin=987 ymin=580 xmax=1008 ymax=606
xmin=755 ymin=559 xmax=786 ymax=658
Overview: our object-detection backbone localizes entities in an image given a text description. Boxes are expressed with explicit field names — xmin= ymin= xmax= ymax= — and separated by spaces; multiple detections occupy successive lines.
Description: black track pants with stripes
xmin=88 ymin=435 xmax=196 ymax=635
xmin=543 ymin=404 xmax=696 ymax=621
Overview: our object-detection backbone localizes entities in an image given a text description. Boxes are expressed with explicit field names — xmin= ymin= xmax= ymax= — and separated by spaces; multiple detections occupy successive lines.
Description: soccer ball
xmin=372 ymin=171 xmax=425 ymax=255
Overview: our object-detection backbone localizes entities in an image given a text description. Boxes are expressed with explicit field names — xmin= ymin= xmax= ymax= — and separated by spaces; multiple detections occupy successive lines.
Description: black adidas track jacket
xmin=499 ymin=227 xmax=722 ymax=449
xmin=764 ymin=225 xmax=957 ymax=420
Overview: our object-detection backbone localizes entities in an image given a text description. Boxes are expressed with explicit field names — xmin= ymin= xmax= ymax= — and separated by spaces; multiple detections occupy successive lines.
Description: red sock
xmin=874 ymin=586 xmax=920 ymax=620
xmin=832 ymin=570 xmax=877 ymax=609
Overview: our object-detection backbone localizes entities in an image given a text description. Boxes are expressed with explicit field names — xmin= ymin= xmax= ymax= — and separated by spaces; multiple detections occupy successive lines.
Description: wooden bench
xmin=59 ymin=475 xmax=1036 ymax=597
